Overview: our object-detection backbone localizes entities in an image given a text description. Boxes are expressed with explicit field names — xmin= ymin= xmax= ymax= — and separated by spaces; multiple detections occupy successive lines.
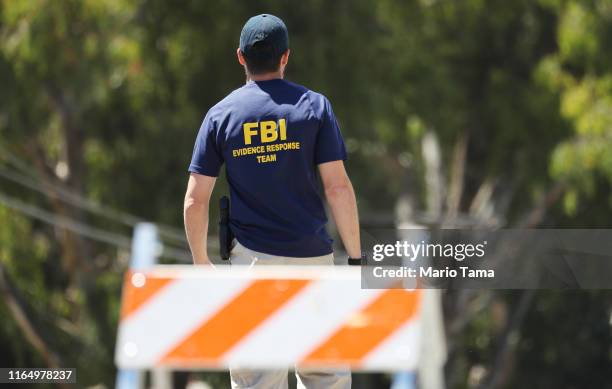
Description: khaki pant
xmin=229 ymin=241 xmax=351 ymax=389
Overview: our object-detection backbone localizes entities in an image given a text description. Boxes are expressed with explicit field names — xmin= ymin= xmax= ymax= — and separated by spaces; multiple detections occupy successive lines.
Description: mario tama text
xmin=370 ymin=240 xmax=495 ymax=280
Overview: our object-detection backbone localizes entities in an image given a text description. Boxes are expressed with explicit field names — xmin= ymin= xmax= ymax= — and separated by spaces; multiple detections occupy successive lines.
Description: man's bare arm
xmin=318 ymin=160 xmax=361 ymax=259
xmin=184 ymin=173 xmax=216 ymax=265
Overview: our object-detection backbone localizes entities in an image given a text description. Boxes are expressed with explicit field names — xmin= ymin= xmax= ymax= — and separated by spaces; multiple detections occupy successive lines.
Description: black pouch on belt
xmin=219 ymin=196 xmax=234 ymax=261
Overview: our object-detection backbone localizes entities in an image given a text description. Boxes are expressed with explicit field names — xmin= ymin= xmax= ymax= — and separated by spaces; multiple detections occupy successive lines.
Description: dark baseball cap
xmin=239 ymin=14 xmax=289 ymax=57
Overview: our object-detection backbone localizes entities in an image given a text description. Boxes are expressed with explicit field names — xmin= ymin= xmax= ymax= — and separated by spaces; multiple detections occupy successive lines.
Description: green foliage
xmin=509 ymin=291 xmax=612 ymax=389
xmin=539 ymin=0 xmax=612 ymax=216
xmin=0 ymin=0 xmax=611 ymax=387
xmin=375 ymin=0 xmax=571 ymax=217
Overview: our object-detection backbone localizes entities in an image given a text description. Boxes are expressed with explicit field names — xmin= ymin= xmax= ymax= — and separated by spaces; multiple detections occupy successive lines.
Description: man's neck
xmin=247 ymin=71 xmax=283 ymax=82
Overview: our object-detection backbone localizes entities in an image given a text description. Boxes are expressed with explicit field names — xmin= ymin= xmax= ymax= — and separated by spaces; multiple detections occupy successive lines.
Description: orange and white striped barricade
xmin=115 ymin=265 xmax=422 ymax=371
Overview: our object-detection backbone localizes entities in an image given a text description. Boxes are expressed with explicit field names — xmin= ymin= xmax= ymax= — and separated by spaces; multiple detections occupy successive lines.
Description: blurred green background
xmin=0 ymin=0 xmax=611 ymax=388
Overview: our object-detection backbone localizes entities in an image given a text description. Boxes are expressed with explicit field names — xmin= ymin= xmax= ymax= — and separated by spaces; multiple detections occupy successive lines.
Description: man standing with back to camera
xmin=184 ymin=14 xmax=361 ymax=389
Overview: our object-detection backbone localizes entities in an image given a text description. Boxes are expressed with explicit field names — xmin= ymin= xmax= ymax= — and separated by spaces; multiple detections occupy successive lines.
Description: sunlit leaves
xmin=545 ymin=1 xmax=612 ymax=210
xmin=558 ymin=2 xmax=599 ymax=66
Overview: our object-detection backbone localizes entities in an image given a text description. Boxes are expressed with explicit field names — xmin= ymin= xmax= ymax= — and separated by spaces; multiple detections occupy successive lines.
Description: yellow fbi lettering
xmin=243 ymin=119 xmax=287 ymax=145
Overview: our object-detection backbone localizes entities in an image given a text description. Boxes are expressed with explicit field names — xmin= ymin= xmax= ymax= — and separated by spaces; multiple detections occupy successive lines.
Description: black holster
xmin=219 ymin=196 xmax=234 ymax=261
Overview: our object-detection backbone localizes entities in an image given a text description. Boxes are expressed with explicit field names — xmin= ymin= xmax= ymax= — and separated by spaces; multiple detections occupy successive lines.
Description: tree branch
xmin=445 ymin=130 xmax=470 ymax=220
xmin=0 ymin=261 xmax=62 ymax=368
xmin=476 ymin=290 xmax=537 ymax=389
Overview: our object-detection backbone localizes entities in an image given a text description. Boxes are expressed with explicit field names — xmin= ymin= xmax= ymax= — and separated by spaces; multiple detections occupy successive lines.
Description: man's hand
xmin=318 ymin=160 xmax=361 ymax=259
xmin=184 ymin=173 xmax=216 ymax=265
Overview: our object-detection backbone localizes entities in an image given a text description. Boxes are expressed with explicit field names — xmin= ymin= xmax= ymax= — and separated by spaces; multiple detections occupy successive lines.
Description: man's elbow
xmin=324 ymin=181 xmax=353 ymax=201
xmin=184 ymin=196 xmax=206 ymax=213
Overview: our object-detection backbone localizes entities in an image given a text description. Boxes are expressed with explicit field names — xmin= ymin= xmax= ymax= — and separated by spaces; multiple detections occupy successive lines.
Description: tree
xmin=1 ymin=1 xmax=610 ymax=388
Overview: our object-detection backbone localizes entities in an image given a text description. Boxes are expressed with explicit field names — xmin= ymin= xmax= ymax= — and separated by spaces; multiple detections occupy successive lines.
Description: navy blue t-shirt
xmin=188 ymin=79 xmax=347 ymax=257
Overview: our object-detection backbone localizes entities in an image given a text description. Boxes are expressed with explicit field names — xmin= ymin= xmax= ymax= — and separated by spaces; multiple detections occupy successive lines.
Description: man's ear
xmin=281 ymin=49 xmax=290 ymax=66
xmin=237 ymin=48 xmax=246 ymax=66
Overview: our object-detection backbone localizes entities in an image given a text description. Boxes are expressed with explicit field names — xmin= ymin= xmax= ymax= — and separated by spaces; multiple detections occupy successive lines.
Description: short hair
xmin=242 ymin=41 xmax=284 ymax=75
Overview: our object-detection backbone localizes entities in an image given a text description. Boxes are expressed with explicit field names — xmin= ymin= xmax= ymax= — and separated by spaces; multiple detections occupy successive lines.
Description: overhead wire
xmin=0 ymin=190 xmax=131 ymax=249
xmin=0 ymin=191 xmax=192 ymax=262
xmin=0 ymin=144 xmax=193 ymax=261
xmin=0 ymin=145 xmax=188 ymax=246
